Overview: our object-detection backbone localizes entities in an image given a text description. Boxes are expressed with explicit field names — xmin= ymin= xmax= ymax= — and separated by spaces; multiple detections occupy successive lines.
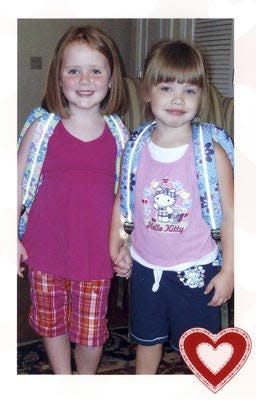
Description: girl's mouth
xmin=76 ymin=90 xmax=94 ymax=96
xmin=166 ymin=109 xmax=185 ymax=116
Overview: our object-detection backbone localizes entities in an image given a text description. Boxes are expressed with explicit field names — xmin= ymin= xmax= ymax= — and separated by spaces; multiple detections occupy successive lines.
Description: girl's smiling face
xmin=60 ymin=42 xmax=112 ymax=114
xmin=148 ymin=80 xmax=201 ymax=130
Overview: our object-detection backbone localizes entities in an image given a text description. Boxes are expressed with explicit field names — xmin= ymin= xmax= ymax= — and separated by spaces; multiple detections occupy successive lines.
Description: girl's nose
xmin=170 ymin=92 xmax=184 ymax=104
xmin=80 ymin=71 xmax=91 ymax=83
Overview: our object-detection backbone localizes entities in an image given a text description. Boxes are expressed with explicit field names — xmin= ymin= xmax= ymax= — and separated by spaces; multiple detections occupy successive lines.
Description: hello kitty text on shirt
xmin=141 ymin=179 xmax=191 ymax=234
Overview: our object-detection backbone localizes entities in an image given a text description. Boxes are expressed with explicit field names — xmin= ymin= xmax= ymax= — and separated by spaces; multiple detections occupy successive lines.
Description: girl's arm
xmin=204 ymin=142 xmax=234 ymax=306
xmin=109 ymin=190 xmax=132 ymax=278
xmin=17 ymin=122 xmax=37 ymax=277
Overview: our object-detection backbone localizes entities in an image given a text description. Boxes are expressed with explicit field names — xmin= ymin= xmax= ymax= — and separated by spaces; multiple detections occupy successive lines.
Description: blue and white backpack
xmin=18 ymin=107 xmax=129 ymax=239
xmin=120 ymin=121 xmax=234 ymax=264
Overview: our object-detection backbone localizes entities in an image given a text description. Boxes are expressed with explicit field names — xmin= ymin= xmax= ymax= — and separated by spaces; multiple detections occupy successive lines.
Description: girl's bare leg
xmin=136 ymin=343 xmax=163 ymax=374
xmin=75 ymin=344 xmax=103 ymax=374
xmin=43 ymin=334 xmax=72 ymax=374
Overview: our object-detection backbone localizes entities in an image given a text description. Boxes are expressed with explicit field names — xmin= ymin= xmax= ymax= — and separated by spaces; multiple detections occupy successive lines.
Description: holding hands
xmin=113 ymin=245 xmax=132 ymax=279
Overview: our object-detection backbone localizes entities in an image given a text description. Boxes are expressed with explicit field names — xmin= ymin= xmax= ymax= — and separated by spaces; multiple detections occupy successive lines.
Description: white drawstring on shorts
xmin=152 ymin=269 xmax=163 ymax=292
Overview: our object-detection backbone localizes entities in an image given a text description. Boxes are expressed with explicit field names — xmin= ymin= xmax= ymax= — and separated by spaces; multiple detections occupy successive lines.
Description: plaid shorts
xmin=28 ymin=269 xmax=111 ymax=346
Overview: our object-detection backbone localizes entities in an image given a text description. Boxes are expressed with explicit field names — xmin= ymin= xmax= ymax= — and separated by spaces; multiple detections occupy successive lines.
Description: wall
xmin=130 ymin=19 xmax=194 ymax=77
xmin=18 ymin=18 xmax=133 ymax=131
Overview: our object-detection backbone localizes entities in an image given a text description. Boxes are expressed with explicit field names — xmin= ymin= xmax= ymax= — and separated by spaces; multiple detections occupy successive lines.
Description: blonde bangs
xmin=146 ymin=46 xmax=205 ymax=87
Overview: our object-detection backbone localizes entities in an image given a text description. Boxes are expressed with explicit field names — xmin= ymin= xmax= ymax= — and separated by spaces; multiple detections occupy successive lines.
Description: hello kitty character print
xmin=142 ymin=177 xmax=192 ymax=234
xmin=153 ymin=187 xmax=176 ymax=223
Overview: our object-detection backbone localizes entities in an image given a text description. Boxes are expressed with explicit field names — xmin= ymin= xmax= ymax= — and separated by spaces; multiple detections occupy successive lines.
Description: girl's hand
xmin=114 ymin=245 xmax=132 ymax=279
xmin=17 ymin=240 xmax=28 ymax=278
xmin=204 ymin=269 xmax=234 ymax=307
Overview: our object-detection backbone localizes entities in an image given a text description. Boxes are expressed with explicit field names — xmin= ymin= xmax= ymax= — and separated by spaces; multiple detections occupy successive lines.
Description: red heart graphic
xmin=179 ymin=327 xmax=251 ymax=393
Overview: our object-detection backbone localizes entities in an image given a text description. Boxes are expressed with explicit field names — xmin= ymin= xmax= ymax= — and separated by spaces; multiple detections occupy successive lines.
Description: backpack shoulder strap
xmin=18 ymin=107 xmax=60 ymax=238
xmin=104 ymin=114 xmax=129 ymax=149
xmin=104 ymin=114 xmax=130 ymax=193
xmin=192 ymin=123 xmax=234 ymax=237
xmin=18 ymin=107 xmax=58 ymax=148
xmin=120 ymin=120 xmax=156 ymax=233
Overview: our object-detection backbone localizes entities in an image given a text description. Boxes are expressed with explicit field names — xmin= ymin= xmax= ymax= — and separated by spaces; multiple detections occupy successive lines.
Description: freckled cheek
xmin=94 ymin=77 xmax=110 ymax=89
xmin=61 ymin=77 xmax=77 ymax=90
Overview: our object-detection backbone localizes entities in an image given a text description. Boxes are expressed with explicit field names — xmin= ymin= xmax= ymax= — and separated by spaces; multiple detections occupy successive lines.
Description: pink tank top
xmin=23 ymin=121 xmax=116 ymax=280
xmin=131 ymin=141 xmax=217 ymax=269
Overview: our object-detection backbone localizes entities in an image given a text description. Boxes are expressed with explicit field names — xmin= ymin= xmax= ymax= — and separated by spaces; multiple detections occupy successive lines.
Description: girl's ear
xmin=108 ymin=78 xmax=112 ymax=89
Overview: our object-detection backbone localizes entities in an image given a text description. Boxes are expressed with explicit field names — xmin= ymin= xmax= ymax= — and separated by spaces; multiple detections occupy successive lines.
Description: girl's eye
xmin=159 ymin=85 xmax=171 ymax=92
xmin=186 ymin=88 xmax=197 ymax=95
xmin=92 ymin=69 xmax=101 ymax=75
xmin=68 ymin=69 xmax=79 ymax=75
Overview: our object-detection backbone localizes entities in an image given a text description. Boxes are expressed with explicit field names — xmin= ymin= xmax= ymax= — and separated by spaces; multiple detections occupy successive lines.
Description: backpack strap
xmin=18 ymin=107 xmax=60 ymax=149
xmin=104 ymin=114 xmax=130 ymax=193
xmin=120 ymin=120 xmax=156 ymax=233
xmin=192 ymin=123 xmax=234 ymax=240
xmin=18 ymin=107 xmax=61 ymax=238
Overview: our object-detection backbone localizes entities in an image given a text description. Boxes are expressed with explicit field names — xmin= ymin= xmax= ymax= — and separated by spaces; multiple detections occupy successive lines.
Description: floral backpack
xmin=18 ymin=107 xmax=129 ymax=239
xmin=120 ymin=121 xmax=234 ymax=264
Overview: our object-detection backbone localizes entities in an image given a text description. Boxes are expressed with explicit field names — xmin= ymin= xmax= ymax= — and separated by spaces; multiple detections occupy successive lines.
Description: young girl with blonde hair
xmin=110 ymin=40 xmax=233 ymax=374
